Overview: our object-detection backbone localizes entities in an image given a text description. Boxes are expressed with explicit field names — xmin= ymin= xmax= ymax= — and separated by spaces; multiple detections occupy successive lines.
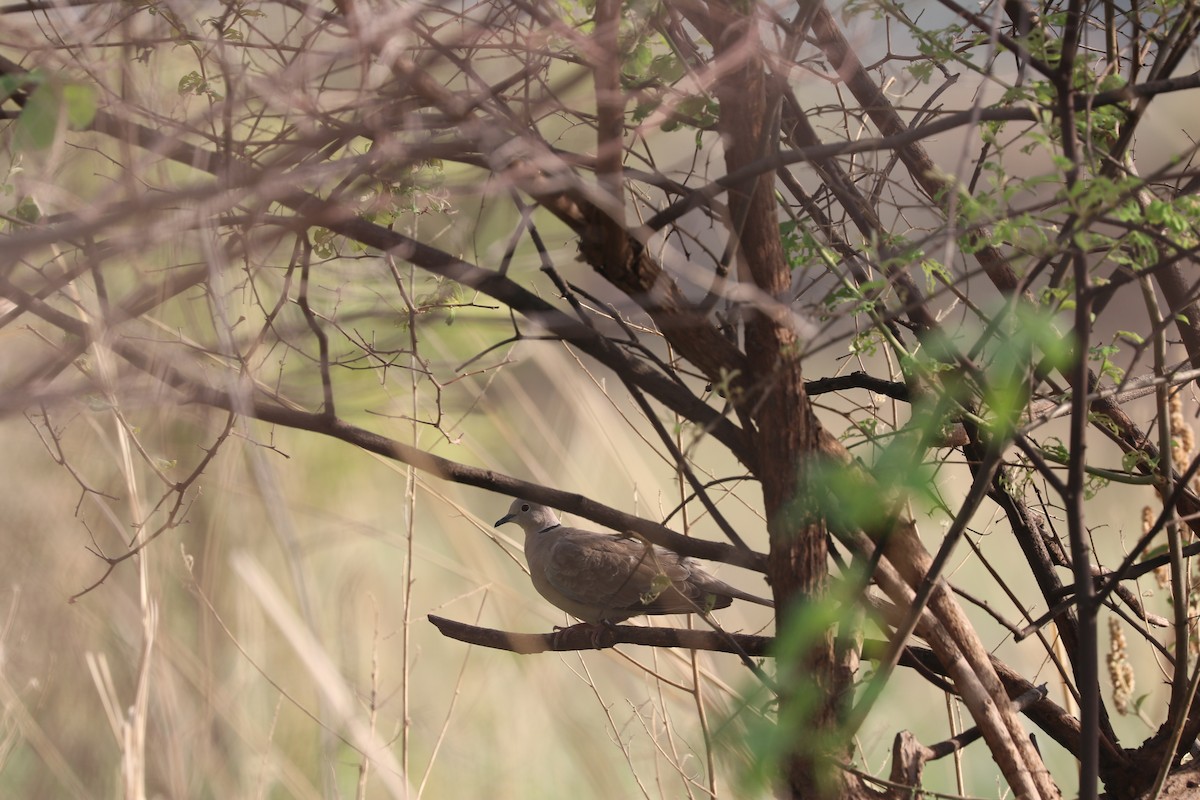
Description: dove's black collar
xmin=538 ymin=524 xmax=561 ymax=534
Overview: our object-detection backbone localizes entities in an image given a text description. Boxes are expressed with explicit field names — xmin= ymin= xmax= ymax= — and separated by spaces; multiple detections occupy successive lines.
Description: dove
xmin=494 ymin=499 xmax=774 ymax=624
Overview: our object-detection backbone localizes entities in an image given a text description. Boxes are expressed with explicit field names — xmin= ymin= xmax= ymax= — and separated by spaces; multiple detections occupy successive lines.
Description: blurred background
xmin=0 ymin=0 xmax=1194 ymax=796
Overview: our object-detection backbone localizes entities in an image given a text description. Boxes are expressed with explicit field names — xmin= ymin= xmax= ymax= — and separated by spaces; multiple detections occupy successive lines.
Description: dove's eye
xmin=521 ymin=504 xmax=530 ymax=512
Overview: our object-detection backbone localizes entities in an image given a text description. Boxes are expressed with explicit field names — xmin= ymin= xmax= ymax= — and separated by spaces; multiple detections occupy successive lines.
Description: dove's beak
xmin=494 ymin=513 xmax=515 ymax=527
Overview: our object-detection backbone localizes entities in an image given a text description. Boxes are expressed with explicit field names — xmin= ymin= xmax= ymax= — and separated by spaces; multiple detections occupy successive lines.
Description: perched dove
xmin=494 ymin=499 xmax=774 ymax=623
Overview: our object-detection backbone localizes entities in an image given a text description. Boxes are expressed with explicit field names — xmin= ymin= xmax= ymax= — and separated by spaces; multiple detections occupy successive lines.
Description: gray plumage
xmin=494 ymin=499 xmax=774 ymax=623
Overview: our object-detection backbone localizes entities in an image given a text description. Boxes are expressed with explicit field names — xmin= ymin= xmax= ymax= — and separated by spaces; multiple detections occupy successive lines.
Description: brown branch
xmin=427 ymin=614 xmax=774 ymax=655
xmin=645 ymin=70 xmax=1200 ymax=236
xmin=430 ymin=610 xmax=1109 ymax=773
xmin=378 ymin=45 xmax=754 ymax=401
xmin=850 ymin=524 xmax=1055 ymax=800
xmin=0 ymin=267 xmax=768 ymax=573
xmin=860 ymin=639 xmax=1127 ymax=770
xmin=0 ymin=63 xmax=756 ymax=472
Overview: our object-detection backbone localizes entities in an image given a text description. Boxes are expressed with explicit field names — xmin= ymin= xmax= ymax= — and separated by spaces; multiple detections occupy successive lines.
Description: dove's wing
xmin=502 ymin=500 xmax=773 ymax=621
xmin=544 ymin=530 xmax=732 ymax=616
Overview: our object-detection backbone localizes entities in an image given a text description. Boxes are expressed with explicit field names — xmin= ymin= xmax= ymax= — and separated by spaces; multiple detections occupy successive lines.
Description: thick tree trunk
xmin=710 ymin=7 xmax=856 ymax=797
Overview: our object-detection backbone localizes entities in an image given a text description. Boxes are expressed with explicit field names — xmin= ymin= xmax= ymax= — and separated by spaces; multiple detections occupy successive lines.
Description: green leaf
xmin=631 ymin=98 xmax=659 ymax=123
xmin=15 ymin=83 xmax=59 ymax=150
xmin=1138 ymin=543 xmax=1169 ymax=563
xmin=1090 ymin=342 xmax=1125 ymax=382
xmin=312 ymin=227 xmax=338 ymax=258
xmin=648 ymin=53 xmax=684 ymax=83
xmin=641 ymin=571 xmax=672 ymax=603
xmin=0 ymin=72 xmax=40 ymax=103
xmin=11 ymin=196 xmax=40 ymax=222
xmin=1122 ymin=449 xmax=1150 ymax=472
xmin=61 ymin=83 xmax=95 ymax=129
xmin=908 ymin=61 xmax=934 ymax=84
xmin=178 ymin=71 xmax=207 ymax=96
xmin=624 ymin=42 xmax=653 ymax=77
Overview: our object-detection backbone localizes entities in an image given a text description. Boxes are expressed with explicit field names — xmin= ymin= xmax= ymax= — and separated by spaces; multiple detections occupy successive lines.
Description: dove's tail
xmin=698 ymin=576 xmax=775 ymax=608
xmin=727 ymin=587 xmax=775 ymax=608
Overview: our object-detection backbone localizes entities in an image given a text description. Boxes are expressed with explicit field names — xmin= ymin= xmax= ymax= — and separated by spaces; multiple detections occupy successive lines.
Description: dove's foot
xmin=551 ymin=621 xmax=617 ymax=649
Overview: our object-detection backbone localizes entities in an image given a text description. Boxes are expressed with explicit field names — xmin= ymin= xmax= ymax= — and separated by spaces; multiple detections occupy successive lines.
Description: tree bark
xmin=709 ymin=6 xmax=852 ymax=796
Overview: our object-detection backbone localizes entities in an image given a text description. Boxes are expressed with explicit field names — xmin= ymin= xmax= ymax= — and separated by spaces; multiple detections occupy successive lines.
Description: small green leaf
xmin=1138 ymin=543 xmax=1169 ymax=563
xmin=0 ymin=72 xmax=39 ymax=102
xmin=178 ymin=71 xmax=206 ymax=95
xmin=11 ymin=196 xmax=40 ymax=222
xmin=312 ymin=227 xmax=338 ymax=258
xmin=648 ymin=53 xmax=684 ymax=83
xmin=641 ymin=572 xmax=671 ymax=603
xmin=15 ymin=83 xmax=59 ymax=150
xmin=61 ymin=83 xmax=95 ymax=129
xmin=624 ymin=42 xmax=653 ymax=77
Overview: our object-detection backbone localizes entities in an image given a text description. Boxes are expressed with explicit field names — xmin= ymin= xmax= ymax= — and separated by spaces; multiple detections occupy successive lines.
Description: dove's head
xmin=494 ymin=499 xmax=561 ymax=533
